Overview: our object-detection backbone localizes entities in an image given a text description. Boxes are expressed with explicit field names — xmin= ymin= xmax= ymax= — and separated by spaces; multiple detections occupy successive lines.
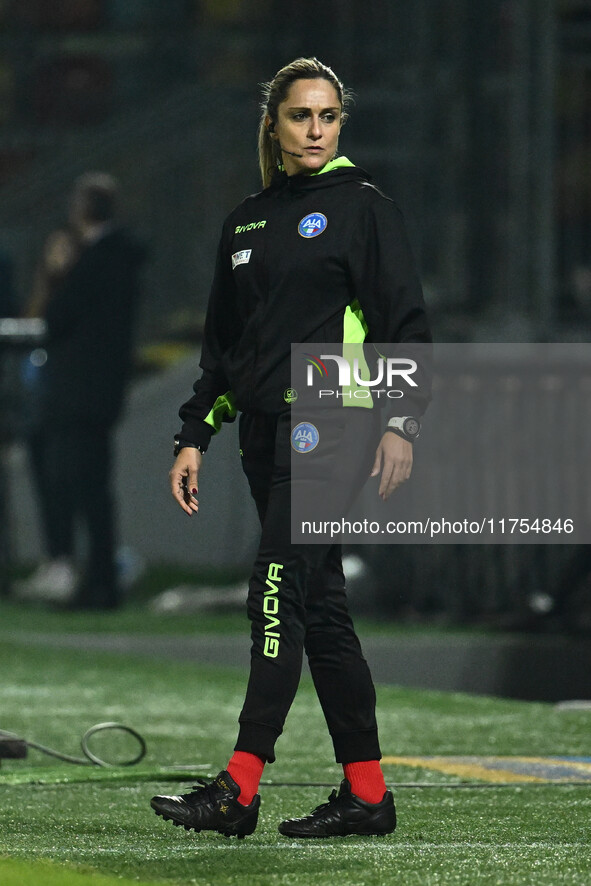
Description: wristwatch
xmin=386 ymin=416 xmax=421 ymax=442
xmin=173 ymin=435 xmax=204 ymax=457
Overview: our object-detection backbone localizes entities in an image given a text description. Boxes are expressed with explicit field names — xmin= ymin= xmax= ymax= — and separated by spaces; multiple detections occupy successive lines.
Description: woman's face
xmin=270 ymin=78 xmax=342 ymax=177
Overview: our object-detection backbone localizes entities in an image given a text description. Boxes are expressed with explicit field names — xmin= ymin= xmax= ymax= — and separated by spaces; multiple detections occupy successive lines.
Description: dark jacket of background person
xmin=41 ymin=228 xmax=146 ymax=428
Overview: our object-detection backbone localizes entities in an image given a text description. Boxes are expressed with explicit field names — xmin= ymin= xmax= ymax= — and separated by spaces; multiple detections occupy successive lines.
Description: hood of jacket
xmin=269 ymin=156 xmax=374 ymax=194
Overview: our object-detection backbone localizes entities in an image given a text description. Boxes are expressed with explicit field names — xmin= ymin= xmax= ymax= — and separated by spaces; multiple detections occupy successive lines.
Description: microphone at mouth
xmin=281 ymin=147 xmax=304 ymax=158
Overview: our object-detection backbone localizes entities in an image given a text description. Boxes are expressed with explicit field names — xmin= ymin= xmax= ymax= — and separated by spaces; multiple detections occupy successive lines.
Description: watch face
xmin=403 ymin=417 xmax=420 ymax=438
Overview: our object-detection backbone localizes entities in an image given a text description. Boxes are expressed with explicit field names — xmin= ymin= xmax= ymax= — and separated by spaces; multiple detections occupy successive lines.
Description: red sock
xmin=343 ymin=760 xmax=387 ymax=804
xmin=226 ymin=751 xmax=265 ymax=806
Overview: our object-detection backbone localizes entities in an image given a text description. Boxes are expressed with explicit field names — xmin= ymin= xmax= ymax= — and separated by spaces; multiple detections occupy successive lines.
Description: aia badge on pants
xmin=291 ymin=421 xmax=319 ymax=453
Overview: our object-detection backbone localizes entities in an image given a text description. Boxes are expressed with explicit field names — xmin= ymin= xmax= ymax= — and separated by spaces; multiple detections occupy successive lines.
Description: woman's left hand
xmin=370 ymin=432 xmax=413 ymax=500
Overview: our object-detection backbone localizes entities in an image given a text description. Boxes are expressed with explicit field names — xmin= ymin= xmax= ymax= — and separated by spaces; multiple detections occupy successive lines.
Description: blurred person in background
xmin=17 ymin=172 xmax=146 ymax=610
xmin=151 ymin=57 xmax=430 ymax=839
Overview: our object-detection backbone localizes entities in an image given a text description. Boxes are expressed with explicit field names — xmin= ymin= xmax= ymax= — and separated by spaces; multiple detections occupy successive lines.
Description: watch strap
xmin=385 ymin=427 xmax=413 ymax=442
xmin=174 ymin=435 xmax=205 ymax=457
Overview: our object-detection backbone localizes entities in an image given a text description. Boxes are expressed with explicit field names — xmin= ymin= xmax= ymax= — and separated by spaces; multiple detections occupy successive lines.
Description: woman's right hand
xmin=169 ymin=448 xmax=203 ymax=515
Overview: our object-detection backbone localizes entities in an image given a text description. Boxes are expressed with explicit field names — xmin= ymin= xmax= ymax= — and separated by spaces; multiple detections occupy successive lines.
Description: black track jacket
xmin=179 ymin=158 xmax=431 ymax=451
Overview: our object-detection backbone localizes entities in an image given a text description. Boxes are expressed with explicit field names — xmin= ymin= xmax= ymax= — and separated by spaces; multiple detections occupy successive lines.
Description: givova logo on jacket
xmin=291 ymin=421 xmax=319 ymax=452
xmin=298 ymin=212 xmax=327 ymax=238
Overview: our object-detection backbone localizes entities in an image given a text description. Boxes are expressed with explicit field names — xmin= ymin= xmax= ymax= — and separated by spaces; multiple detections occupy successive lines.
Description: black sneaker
xmin=151 ymin=770 xmax=259 ymax=839
xmin=278 ymin=779 xmax=396 ymax=838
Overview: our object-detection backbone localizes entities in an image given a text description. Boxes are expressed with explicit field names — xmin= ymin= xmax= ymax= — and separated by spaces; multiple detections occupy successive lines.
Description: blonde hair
xmin=257 ymin=57 xmax=350 ymax=188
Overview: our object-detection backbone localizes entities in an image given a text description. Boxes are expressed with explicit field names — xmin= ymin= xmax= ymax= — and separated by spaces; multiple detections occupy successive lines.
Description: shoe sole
xmin=152 ymin=806 xmax=251 ymax=839
xmin=278 ymin=817 xmax=396 ymax=838
xmin=279 ymin=828 xmax=393 ymax=838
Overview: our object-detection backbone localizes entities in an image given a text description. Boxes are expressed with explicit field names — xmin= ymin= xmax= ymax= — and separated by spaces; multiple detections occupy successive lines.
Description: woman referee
xmin=151 ymin=57 xmax=431 ymax=839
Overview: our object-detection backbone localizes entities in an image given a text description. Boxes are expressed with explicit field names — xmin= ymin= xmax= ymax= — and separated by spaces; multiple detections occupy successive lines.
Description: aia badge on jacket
xmin=291 ymin=421 xmax=319 ymax=453
xmin=298 ymin=213 xmax=327 ymax=238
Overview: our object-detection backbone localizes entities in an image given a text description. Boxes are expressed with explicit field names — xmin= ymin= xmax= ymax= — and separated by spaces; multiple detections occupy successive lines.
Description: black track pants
xmin=235 ymin=409 xmax=382 ymax=764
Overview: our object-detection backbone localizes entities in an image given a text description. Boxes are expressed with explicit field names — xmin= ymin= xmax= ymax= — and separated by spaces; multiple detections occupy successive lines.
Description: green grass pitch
xmin=1 ymin=603 xmax=591 ymax=885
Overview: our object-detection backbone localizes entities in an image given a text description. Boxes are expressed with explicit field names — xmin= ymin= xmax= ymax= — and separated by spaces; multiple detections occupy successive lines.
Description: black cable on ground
xmin=2 ymin=722 xmax=146 ymax=767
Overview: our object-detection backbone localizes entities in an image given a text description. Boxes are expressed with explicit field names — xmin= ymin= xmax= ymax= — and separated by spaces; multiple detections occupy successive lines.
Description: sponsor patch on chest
xmin=231 ymin=249 xmax=252 ymax=269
